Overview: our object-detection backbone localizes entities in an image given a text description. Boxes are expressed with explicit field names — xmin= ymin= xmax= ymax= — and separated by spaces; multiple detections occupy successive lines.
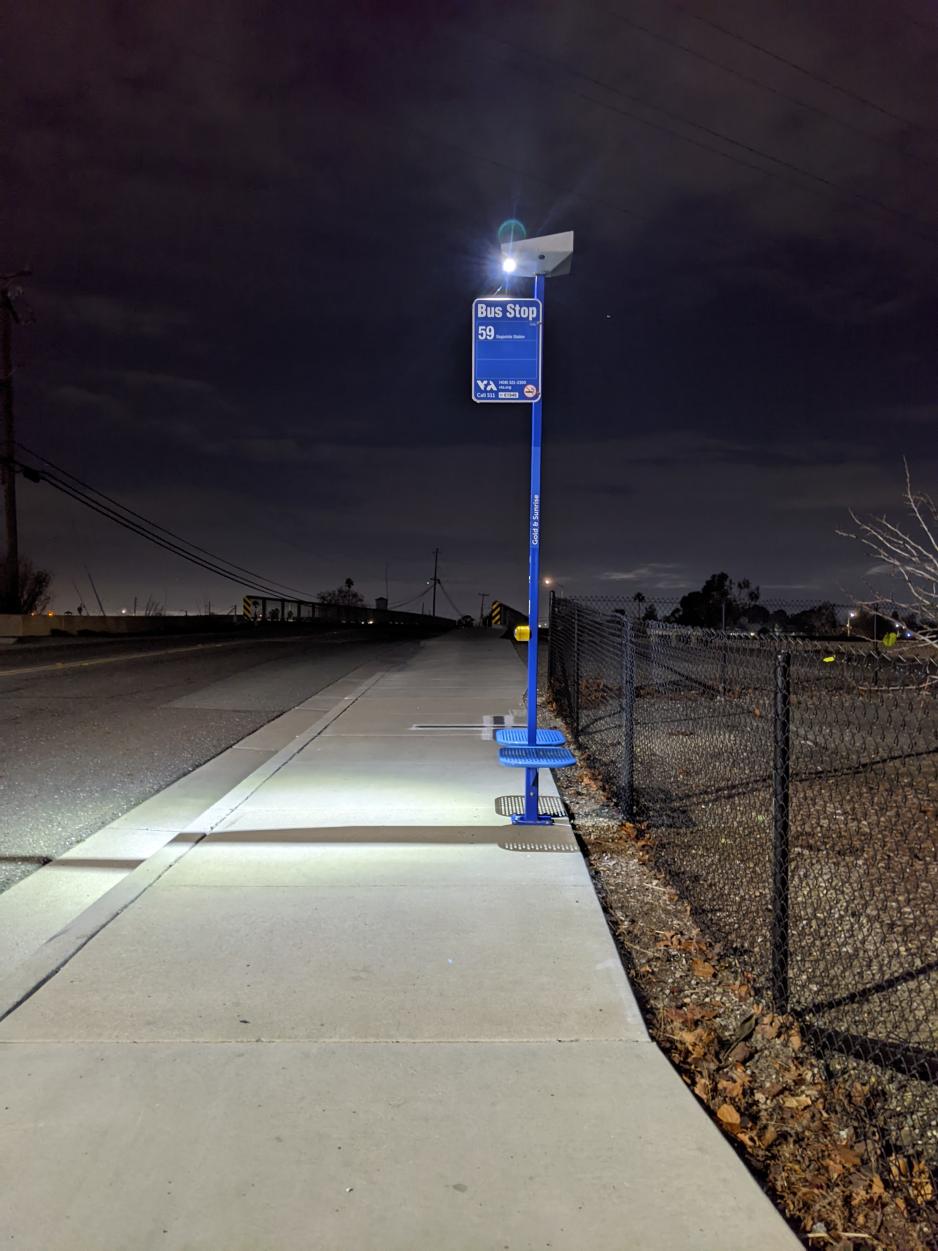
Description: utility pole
xmin=0 ymin=270 xmax=29 ymax=614
xmin=479 ymin=592 xmax=488 ymax=625
xmin=71 ymin=580 xmax=88 ymax=615
xmin=430 ymin=547 xmax=440 ymax=617
xmin=85 ymin=566 xmax=106 ymax=616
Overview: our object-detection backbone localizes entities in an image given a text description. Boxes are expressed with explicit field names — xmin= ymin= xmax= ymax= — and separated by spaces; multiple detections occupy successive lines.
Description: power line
xmin=32 ymin=471 xmax=299 ymax=599
xmin=154 ymin=25 xmax=656 ymax=238
xmin=15 ymin=442 xmax=317 ymax=601
xmin=603 ymin=5 xmax=938 ymax=172
xmin=680 ymin=4 xmax=938 ymax=142
xmin=891 ymin=3 xmax=938 ymax=38
xmin=13 ymin=453 xmax=316 ymax=601
xmin=166 ymin=23 xmax=938 ymax=272
xmin=438 ymin=581 xmax=464 ymax=618
xmin=391 ymin=585 xmax=430 ymax=609
xmin=459 ymin=21 xmax=938 ymax=244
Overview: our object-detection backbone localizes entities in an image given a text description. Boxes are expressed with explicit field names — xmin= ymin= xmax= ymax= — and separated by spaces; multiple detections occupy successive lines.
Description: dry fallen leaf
xmin=782 ymin=1093 xmax=813 ymax=1111
xmin=850 ymin=1081 xmax=870 ymax=1106
xmin=757 ymin=1015 xmax=781 ymax=1040
xmin=833 ymin=1145 xmax=862 ymax=1168
xmin=677 ymin=1028 xmax=705 ymax=1049
xmin=911 ymin=1159 xmax=935 ymax=1204
xmin=664 ymin=1006 xmax=689 ymax=1024
xmin=685 ymin=1003 xmax=719 ymax=1022
xmin=717 ymin=1103 xmax=741 ymax=1127
xmin=691 ymin=958 xmax=716 ymax=980
xmin=721 ymin=1012 xmax=757 ymax=1059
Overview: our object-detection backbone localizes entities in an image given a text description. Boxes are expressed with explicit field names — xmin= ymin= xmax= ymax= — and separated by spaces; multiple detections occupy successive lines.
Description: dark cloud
xmin=3 ymin=0 xmax=937 ymax=612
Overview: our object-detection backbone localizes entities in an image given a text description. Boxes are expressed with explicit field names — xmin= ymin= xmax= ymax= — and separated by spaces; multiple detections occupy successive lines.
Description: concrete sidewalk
xmin=0 ymin=633 xmax=799 ymax=1250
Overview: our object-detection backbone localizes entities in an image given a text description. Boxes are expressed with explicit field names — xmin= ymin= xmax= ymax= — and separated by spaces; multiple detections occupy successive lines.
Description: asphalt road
xmin=0 ymin=628 xmax=422 ymax=896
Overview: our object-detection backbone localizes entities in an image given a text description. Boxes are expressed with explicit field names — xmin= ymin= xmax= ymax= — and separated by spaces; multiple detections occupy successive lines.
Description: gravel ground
xmin=0 ymin=629 xmax=420 ymax=895
xmin=535 ymin=660 xmax=937 ymax=1250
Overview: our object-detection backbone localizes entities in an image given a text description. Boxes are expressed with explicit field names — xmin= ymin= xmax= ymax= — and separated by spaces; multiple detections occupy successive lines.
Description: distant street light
xmin=501 ymin=255 xmax=517 ymax=274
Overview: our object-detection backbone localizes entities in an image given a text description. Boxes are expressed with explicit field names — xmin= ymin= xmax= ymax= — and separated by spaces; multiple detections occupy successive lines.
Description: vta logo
xmin=476 ymin=379 xmax=497 ymax=392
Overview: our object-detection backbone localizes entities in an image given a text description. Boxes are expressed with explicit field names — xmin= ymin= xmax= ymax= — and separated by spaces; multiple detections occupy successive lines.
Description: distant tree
xmin=788 ymin=602 xmax=838 ymax=637
xmin=739 ymin=602 xmax=771 ymax=628
xmin=18 ymin=559 xmax=52 ymax=613
xmin=840 ymin=463 xmax=938 ymax=651
xmin=319 ymin=578 xmax=366 ymax=608
xmin=673 ymin=572 xmax=760 ymax=628
xmin=643 ymin=602 xmax=659 ymax=622
xmin=632 ymin=591 xmax=646 ymax=617
xmin=143 ymin=596 xmax=164 ymax=617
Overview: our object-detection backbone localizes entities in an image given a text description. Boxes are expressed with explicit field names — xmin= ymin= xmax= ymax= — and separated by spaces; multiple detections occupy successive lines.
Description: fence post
xmin=771 ymin=651 xmax=791 ymax=1013
xmin=546 ymin=590 xmax=556 ymax=690
xmin=621 ymin=615 xmax=635 ymax=818
xmin=572 ymin=600 xmax=581 ymax=741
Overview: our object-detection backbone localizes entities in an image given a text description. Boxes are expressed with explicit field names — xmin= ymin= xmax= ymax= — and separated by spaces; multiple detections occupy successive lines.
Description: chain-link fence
xmin=549 ymin=594 xmax=938 ymax=1183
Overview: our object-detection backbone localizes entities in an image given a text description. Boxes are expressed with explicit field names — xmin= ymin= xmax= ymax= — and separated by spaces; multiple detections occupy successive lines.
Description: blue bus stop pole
xmin=522 ymin=272 xmax=548 ymax=824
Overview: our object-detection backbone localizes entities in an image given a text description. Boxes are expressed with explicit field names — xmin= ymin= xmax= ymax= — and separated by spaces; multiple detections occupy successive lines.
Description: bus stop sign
xmin=472 ymin=296 xmax=542 ymax=403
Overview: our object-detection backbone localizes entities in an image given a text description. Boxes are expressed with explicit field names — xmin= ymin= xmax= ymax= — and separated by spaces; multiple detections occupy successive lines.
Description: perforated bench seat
xmin=497 ymin=745 xmax=576 ymax=769
xmin=494 ymin=727 xmax=566 ymax=746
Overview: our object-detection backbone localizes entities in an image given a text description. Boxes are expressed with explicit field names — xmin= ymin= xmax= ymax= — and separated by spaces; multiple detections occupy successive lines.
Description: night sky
xmin=5 ymin=0 xmax=938 ymax=615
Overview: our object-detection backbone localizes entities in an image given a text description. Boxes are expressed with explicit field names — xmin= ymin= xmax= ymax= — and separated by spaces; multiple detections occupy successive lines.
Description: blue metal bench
xmin=497 ymin=745 xmax=576 ymax=769
xmin=494 ymin=727 xmax=566 ymax=746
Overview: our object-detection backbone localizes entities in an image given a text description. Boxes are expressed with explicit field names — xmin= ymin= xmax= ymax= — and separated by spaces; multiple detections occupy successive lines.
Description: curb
xmin=0 ymin=669 xmax=387 ymax=1025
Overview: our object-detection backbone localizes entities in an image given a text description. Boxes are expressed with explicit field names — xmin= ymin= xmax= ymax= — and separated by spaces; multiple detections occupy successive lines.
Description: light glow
xmin=502 ymin=255 xmax=517 ymax=274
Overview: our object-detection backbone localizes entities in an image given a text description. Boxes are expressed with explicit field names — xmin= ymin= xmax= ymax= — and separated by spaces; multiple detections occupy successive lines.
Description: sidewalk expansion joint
xmin=0 ymin=669 xmax=389 ymax=1028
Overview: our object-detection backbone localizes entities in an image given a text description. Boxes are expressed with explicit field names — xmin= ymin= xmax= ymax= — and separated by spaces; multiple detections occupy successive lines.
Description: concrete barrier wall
xmin=0 ymin=614 xmax=246 ymax=639
xmin=0 ymin=607 xmax=458 ymax=639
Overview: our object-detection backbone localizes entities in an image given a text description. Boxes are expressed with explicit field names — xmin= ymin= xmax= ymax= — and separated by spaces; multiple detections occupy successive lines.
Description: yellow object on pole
xmin=514 ymin=624 xmax=531 ymax=642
